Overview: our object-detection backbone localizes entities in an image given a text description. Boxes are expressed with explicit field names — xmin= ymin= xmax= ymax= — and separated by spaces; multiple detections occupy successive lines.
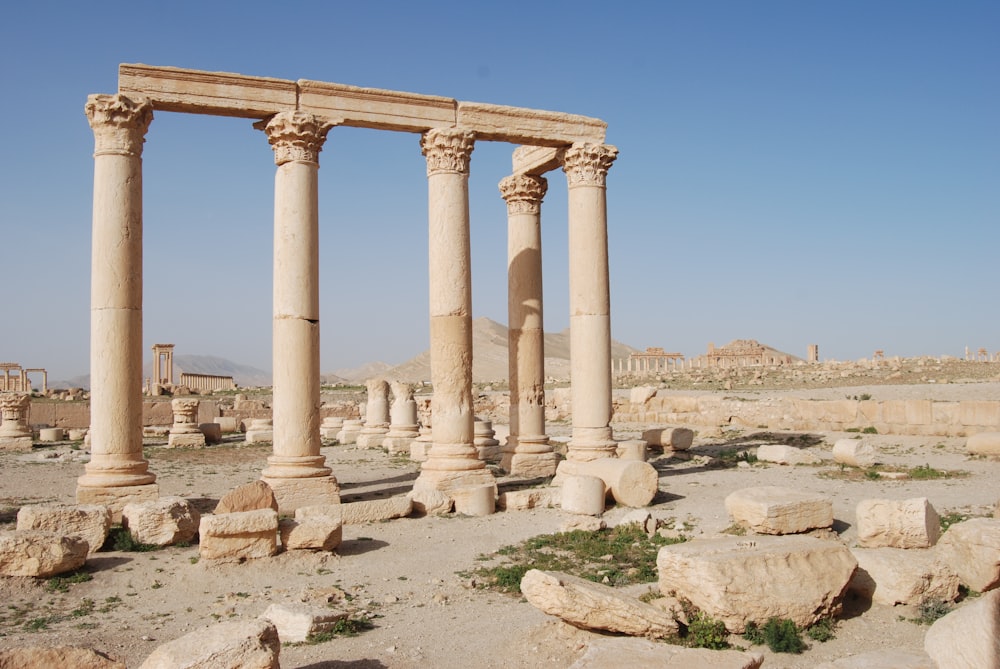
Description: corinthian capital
xmin=85 ymin=94 xmax=153 ymax=157
xmin=562 ymin=143 xmax=618 ymax=188
xmin=498 ymin=174 xmax=548 ymax=216
xmin=256 ymin=111 xmax=336 ymax=166
xmin=421 ymin=128 xmax=476 ymax=176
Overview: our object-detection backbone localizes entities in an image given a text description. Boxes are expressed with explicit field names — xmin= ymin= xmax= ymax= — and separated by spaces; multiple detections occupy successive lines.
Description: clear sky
xmin=1 ymin=1 xmax=997 ymax=383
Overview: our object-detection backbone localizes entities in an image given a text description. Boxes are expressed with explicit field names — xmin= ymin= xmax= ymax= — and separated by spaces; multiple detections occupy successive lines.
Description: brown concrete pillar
xmin=414 ymin=128 xmax=495 ymax=495
xmin=77 ymin=94 xmax=158 ymax=509
xmin=498 ymin=173 xmax=556 ymax=478
xmin=563 ymin=143 xmax=618 ymax=461
xmin=257 ymin=111 xmax=339 ymax=512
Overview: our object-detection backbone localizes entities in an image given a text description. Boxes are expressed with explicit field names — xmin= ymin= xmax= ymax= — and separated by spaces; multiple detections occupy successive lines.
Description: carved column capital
xmin=562 ymin=143 xmax=618 ymax=188
xmin=499 ymin=174 xmax=548 ymax=216
xmin=256 ymin=111 xmax=336 ymax=166
xmin=85 ymin=94 xmax=153 ymax=157
xmin=421 ymin=128 xmax=476 ymax=176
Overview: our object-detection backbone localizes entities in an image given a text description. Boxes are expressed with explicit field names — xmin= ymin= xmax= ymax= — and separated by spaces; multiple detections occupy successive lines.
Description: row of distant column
xmin=78 ymin=94 xmax=617 ymax=511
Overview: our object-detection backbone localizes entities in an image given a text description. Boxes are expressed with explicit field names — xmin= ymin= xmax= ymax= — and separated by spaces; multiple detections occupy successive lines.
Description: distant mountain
xmin=326 ymin=361 xmax=393 ymax=384
xmin=382 ymin=317 xmax=639 ymax=383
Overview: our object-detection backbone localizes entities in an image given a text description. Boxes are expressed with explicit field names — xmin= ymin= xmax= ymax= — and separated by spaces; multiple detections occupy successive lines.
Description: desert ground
xmin=1 ymin=368 xmax=998 ymax=668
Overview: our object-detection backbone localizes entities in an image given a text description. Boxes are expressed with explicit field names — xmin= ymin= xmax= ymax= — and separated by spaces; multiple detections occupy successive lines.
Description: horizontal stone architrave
xmin=118 ymin=64 xmax=607 ymax=146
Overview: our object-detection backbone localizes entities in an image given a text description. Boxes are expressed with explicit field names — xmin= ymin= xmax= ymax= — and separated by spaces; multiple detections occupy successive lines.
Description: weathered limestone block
xmin=215 ymin=481 xmax=278 ymax=515
xmin=320 ymin=416 xmax=344 ymax=441
xmin=198 ymin=422 xmax=223 ymax=444
xmin=849 ymin=547 xmax=959 ymax=605
xmin=755 ymin=444 xmax=822 ymax=465
xmin=407 ymin=487 xmax=453 ymax=515
xmin=569 ymin=637 xmax=764 ymax=669
xmin=0 ymin=646 xmax=125 ymax=669
xmin=657 ymin=535 xmax=857 ymax=632
xmin=451 ymin=485 xmax=495 ymax=516
xmin=560 ymin=475 xmax=606 ymax=516
xmin=833 ymin=439 xmax=880 ymax=467
xmin=341 ymin=496 xmax=412 ymax=524
xmin=214 ymin=416 xmax=240 ymax=434
xmin=121 ymin=497 xmax=200 ymax=547
xmin=16 ymin=503 xmax=111 ymax=555
xmin=923 ymin=588 xmax=1000 ymax=669
xmin=76 ymin=484 xmax=159 ymax=524
xmin=0 ymin=530 xmax=89 ymax=577
xmin=856 ymin=497 xmax=940 ymax=548
xmin=724 ymin=486 xmax=833 ymax=535
xmin=244 ymin=418 xmax=273 ymax=444
xmin=557 ymin=458 xmax=659 ymax=508
xmin=336 ymin=418 xmax=363 ymax=445
xmin=935 ymin=518 xmax=1000 ymax=591
xmin=279 ymin=504 xmax=342 ymax=551
xmin=629 ymin=386 xmax=657 ymax=405
xmin=641 ymin=427 xmax=694 ymax=451
xmin=967 ymin=431 xmax=1000 ymax=456
xmin=138 ymin=618 xmax=280 ymax=669
xmin=814 ymin=648 xmax=936 ymax=669
xmin=260 ymin=602 xmax=348 ymax=643
xmin=498 ymin=487 xmax=560 ymax=511
xmin=520 ymin=569 xmax=678 ymax=638
xmin=560 ymin=516 xmax=606 ymax=533
xmin=38 ymin=427 xmax=65 ymax=442
xmin=198 ymin=509 xmax=278 ymax=562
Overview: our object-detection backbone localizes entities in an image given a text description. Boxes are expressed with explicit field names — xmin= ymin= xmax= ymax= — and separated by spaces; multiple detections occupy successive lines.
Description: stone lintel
xmin=118 ymin=64 xmax=298 ymax=118
xmin=298 ymin=79 xmax=456 ymax=133
xmin=512 ymin=145 xmax=566 ymax=176
xmin=458 ymin=101 xmax=606 ymax=146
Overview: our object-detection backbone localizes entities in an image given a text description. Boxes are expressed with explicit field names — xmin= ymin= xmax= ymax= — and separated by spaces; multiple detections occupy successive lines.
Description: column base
xmin=383 ymin=433 xmax=419 ymax=455
xmin=566 ymin=426 xmax=617 ymax=461
xmin=167 ymin=432 xmax=206 ymax=448
xmin=413 ymin=465 xmax=497 ymax=496
xmin=504 ymin=452 xmax=559 ymax=479
xmin=77 ymin=483 xmax=159 ymax=523
xmin=356 ymin=428 xmax=390 ymax=449
xmin=261 ymin=475 xmax=340 ymax=515
xmin=0 ymin=436 xmax=33 ymax=452
xmin=261 ymin=455 xmax=331 ymax=479
xmin=475 ymin=442 xmax=501 ymax=461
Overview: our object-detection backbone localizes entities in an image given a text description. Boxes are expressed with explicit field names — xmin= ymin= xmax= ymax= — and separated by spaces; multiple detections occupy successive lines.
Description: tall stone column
xmin=257 ymin=111 xmax=339 ymax=513
xmin=77 ymin=94 xmax=158 ymax=510
xmin=414 ymin=128 xmax=495 ymax=495
xmin=498 ymin=173 xmax=556 ymax=478
xmin=563 ymin=143 xmax=618 ymax=461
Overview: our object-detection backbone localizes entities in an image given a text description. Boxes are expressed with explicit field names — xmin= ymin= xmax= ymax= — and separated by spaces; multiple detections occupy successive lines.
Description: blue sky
xmin=1 ymin=1 xmax=997 ymax=382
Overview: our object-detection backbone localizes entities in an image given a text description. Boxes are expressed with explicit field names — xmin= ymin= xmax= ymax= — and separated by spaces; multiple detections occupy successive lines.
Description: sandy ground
xmin=1 ymin=380 xmax=998 ymax=668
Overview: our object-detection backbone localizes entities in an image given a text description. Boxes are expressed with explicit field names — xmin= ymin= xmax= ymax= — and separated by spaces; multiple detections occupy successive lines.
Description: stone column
xmin=498 ymin=173 xmax=557 ymax=478
xmin=257 ymin=111 xmax=339 ymax=513
xmin=383 ymin=380 xmax=420 ymax=454
xmin=563 ymin=143 xmax=618 ymax=461
xmin=414 ymin=128 xmax=494 ymax=495
xmin=77 ymin=94 xmax=158 ymax=508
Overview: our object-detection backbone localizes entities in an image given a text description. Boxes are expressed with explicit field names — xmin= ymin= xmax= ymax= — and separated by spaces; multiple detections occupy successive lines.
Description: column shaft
xmin=257 ymin=111 xmax=339 ymax=512
xmin=564 ymin=143 xmax=618 ymax=461
xmin=499 ymin=173 xmax=555 ymax=477
xmin=415 ymin=128 xmax=494 ymax=494
xmin=78 ymin=94 xmax=156 ymax=499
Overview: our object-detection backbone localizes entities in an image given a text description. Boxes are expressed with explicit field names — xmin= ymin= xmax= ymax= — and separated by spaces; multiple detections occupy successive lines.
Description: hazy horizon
xmin=3 ymin=2 xmax=997 ymax=383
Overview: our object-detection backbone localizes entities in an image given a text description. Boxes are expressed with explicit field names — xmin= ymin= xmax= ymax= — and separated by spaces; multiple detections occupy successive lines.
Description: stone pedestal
xmin=245 ymin=418 xmax=273 ymax=444
xmin=336 ymin=419 xmax=363 ymax=445
xmin=0 ymin=392 xmax=33 ymax=451
xmin=77 ymin=94 xmax=157 ymax=506
xmin=357 ymin=379 xmax=390 ymax=448
xmin=413 ymin=128 xmax=495 ymax=497
xmin=563 ymin=143 xmax=618 ymax=461
xmin=474 ymin=419 xmax=501 ymax=460
xmin=498 ymin=173 xmax=556 ymax=478
xmin=320 ymin=416 xmax=343 ymax=441
xmin=77 ymin=483 xmax=159 ymax=524
xmin=256 ymin=111 xmax=338 ymax=512
xmin=168 ymin=398 xmax=206 ymax=448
